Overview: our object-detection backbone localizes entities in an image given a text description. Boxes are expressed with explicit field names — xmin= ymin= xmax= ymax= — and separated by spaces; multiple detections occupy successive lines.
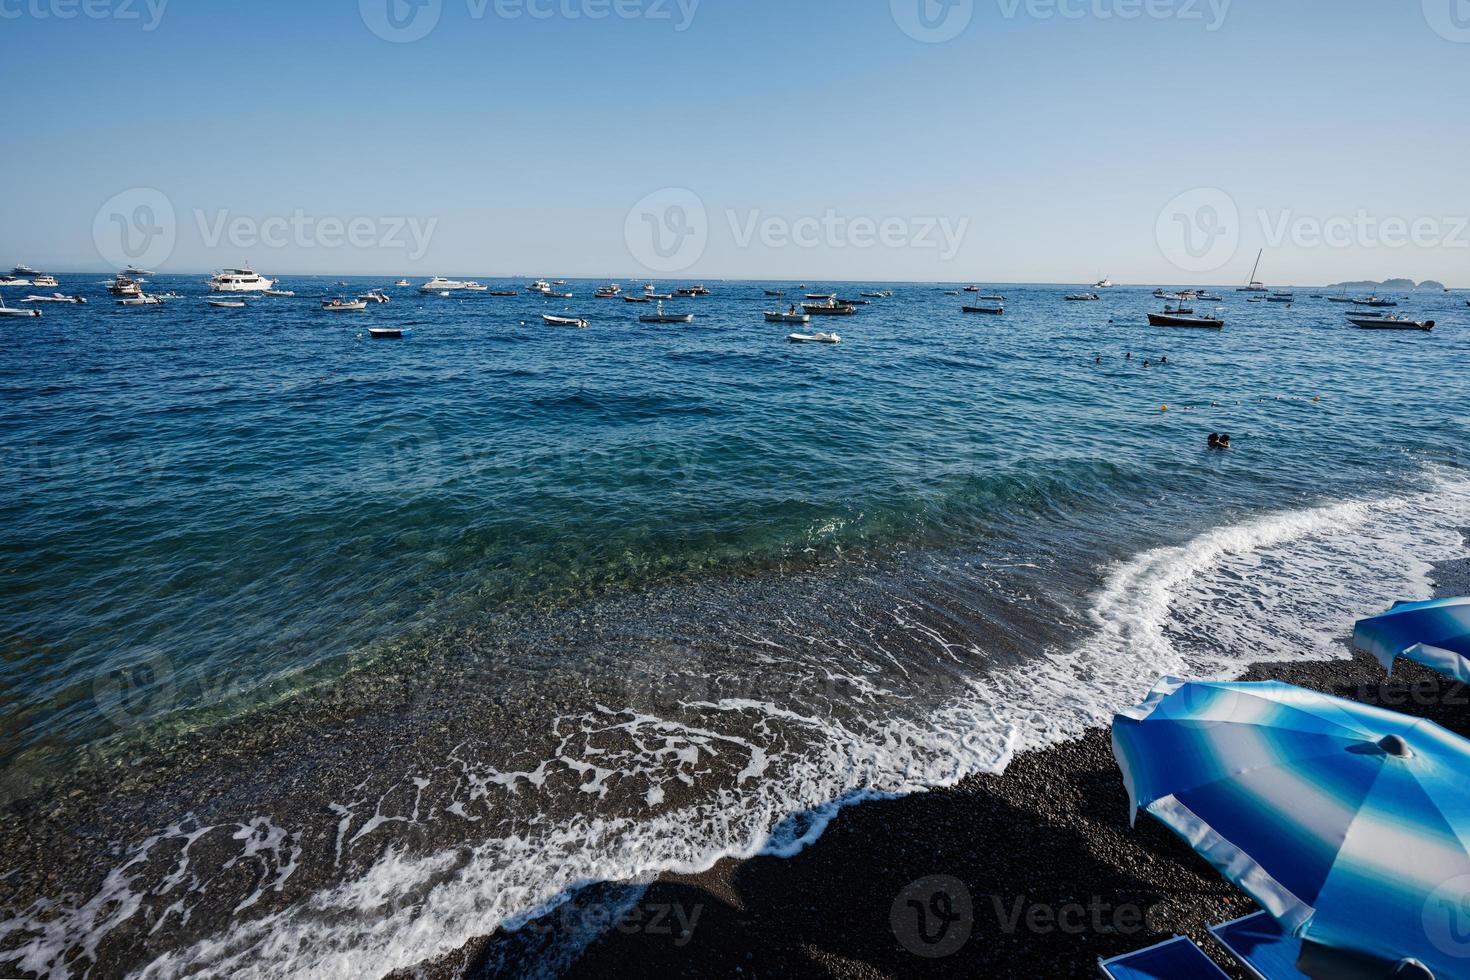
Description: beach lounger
xmin=1209 ymin=911 xmax=1308 ymax=980
xmin=1098 ymin=935 xmax=1231 ymax=979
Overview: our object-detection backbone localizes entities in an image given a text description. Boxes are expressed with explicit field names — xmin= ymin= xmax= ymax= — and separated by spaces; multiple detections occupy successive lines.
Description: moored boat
xmin=23 ymin=293 xmax=86 ymax=304
xmin=322 ymin=298 xmax=368 ymax=312
xmin=1148 ymin=311 xmax=1224 ymax=329
xmin=359 ymin=290 xmax=391 ymax=304
xmin=1065 ymin=292 xmax=1100 ymax=302
xmin=368 ymin=326 xmax=413 ymax=339
xmin=962 ymin=304 xmax=1004 ymax=315
xmin=803 ymin=299 xmax=856 ymax=316
xmin=638 ymin=302 xmax=693 ymax=324
xmin=1347 ymin=315 xmax=1433 ymax=331
xmin=209 ymin=267 xmax=276 ymax=293
xmin=765 ymin=309 xmax=811 ymax=324
xmin=0 ymin=292 xmax=42 ymax=317
xmin=207 ymin=299 xmax=247 ymax=308
xmin=542 ymin=314 xmax=589 ymax=328
xmin=264 ymin=289 xmax=296 ymax=297
xmin=106 ymin=274 xmax=143 ymax=297
xmin=787 ymin=332 xmax=841 ymax=344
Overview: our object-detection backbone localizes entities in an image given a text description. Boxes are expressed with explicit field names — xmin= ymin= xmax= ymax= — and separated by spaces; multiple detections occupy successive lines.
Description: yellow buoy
xmin=1161 ymin=405 xmax=1169 ymax=412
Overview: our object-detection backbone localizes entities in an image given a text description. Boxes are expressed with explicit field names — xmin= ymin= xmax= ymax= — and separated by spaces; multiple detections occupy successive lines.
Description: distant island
xmin=1324 ymin=278 xmax=1448 ymax=292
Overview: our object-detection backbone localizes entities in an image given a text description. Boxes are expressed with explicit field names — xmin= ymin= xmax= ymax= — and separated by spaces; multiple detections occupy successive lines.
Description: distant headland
xmin=1324 ymin=278 xmax=1448 ymax=292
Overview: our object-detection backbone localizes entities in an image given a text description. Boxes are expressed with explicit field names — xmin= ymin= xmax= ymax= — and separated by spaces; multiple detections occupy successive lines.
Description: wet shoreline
xmin=442 ymin=543 xmax=1470 ymax=979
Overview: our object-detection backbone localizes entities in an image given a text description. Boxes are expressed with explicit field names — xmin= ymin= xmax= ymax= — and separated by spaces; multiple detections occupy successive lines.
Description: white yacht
xmin=1095 ymin=276 xmax=1114 ymax=289
xmin=12 ymin=264 xmax=40 ymax=277
xmin=208 ymin=267 xmax=277 ymax=293
xmin=419 ymin=277 xmax=484 ymax=292
xmin=124 ymin=265 xmax=155 ymax=277
xmin=107 ymin=274 xmax=143 ymax=297
xmin=31 ymin=275 xmax=59 ymax=288
xmin=528 ymin=279 xmax=553 ymax=294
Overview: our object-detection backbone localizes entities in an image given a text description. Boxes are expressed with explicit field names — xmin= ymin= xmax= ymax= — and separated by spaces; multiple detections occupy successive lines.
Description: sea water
xmin=1 ymin=277 xmax=1467 ymax=977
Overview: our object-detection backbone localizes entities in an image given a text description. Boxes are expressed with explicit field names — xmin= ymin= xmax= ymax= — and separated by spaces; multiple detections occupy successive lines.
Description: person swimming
xmin=1160 ymin=356 xmax=1168 ymax=365
xmin=1208 ymin=433 xmax=1232 ymax=449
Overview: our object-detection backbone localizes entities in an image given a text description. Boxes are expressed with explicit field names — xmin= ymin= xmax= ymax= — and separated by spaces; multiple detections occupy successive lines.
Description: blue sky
xmin=2 ymin=0 xmax=1466 ymax=284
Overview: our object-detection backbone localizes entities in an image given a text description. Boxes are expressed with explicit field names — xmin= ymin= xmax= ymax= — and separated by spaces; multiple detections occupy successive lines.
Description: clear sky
xmin=2 ymin=0 xmax=1466 ymax=285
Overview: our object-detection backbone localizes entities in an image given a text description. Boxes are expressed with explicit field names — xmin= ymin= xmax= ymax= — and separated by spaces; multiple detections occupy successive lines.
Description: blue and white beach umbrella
xmin=1114 ymin=679 xmax=1470 ymax=979
xmin=1355 ymin=597 xmax=1470 ymax=683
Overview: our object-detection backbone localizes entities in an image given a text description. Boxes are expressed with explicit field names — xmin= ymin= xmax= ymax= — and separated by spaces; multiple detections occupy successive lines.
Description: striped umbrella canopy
xmin=1114 ymin=678 xmax=1470 ymax=979
xmin=1355 ymin=597 xmax=1470 ymax=683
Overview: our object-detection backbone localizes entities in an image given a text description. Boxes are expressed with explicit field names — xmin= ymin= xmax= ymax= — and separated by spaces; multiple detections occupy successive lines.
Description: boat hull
xmin=1148 ymin=313 xmax=1224 ymax=329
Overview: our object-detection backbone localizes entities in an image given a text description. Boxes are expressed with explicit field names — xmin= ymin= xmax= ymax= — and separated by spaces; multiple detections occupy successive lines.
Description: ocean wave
xmin=8 ymin=467 xmax=1464 ymax=979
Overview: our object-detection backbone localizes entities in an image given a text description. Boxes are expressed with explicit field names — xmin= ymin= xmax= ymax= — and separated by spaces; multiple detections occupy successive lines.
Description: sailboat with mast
xmin=1236 ymin=249 xmax=1268 ymax=292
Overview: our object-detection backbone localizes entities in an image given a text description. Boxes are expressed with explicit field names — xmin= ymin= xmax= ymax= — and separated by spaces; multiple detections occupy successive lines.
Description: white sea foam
xmin=9 ymin=468 xmax=1469 ymax=980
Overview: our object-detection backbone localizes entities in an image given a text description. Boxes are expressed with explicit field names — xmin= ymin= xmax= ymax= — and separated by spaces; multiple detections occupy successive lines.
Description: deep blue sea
xmin=2 ymin=275 xmax=1468 ymax=977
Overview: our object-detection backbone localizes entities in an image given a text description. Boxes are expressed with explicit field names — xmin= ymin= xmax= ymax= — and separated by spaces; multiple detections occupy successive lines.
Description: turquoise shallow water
xmin=3 ymin=276 xmax=1470 ymax=977
xmin=2 ymin=277 xmax=1467 ymax=764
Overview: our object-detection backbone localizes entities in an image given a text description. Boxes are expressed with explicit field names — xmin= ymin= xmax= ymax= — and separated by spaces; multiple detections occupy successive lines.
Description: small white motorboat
xmin=595 ymin=284 xmax=622 ymax=298
xmin=30 ymin=275 xmax=59 ymax=288
xmin=1065 ymin=292 xmax=1100 ymax=302
xmin=369 ymin=326 xmax=413 ymax=339
xmin=264 ymin=289 xmax=296 ymax=297
xmin=765 ymin=309 xmax=811 ymax=324
xmin=394 ymin=279 xmax=411 ymax=287
xmin=208 ymin=299 xmax=247 ymax=308
xmin=359 ymin=290 xmax=391 ymax=304
xmin=638 ymin=302 xmax=694 ymax=324
xmin=24 ymin=293 xmax=87 ymax=304
xmin=542 ymin=314 xmax=589 ymax=328
xmin=0 ymin=292 xmax=41 ymax=317
xmin=118 ymin=294 xmax=164 ymax=306
xmin=787 ymin=332 xmax=840 ymax=344
xmin=0 ymin=277 xmax=33 ymax=288
xmin=645 ymin=293 xmax=673 ymax=300
xmin=322 ymin=298 xmax=368 ymax=312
